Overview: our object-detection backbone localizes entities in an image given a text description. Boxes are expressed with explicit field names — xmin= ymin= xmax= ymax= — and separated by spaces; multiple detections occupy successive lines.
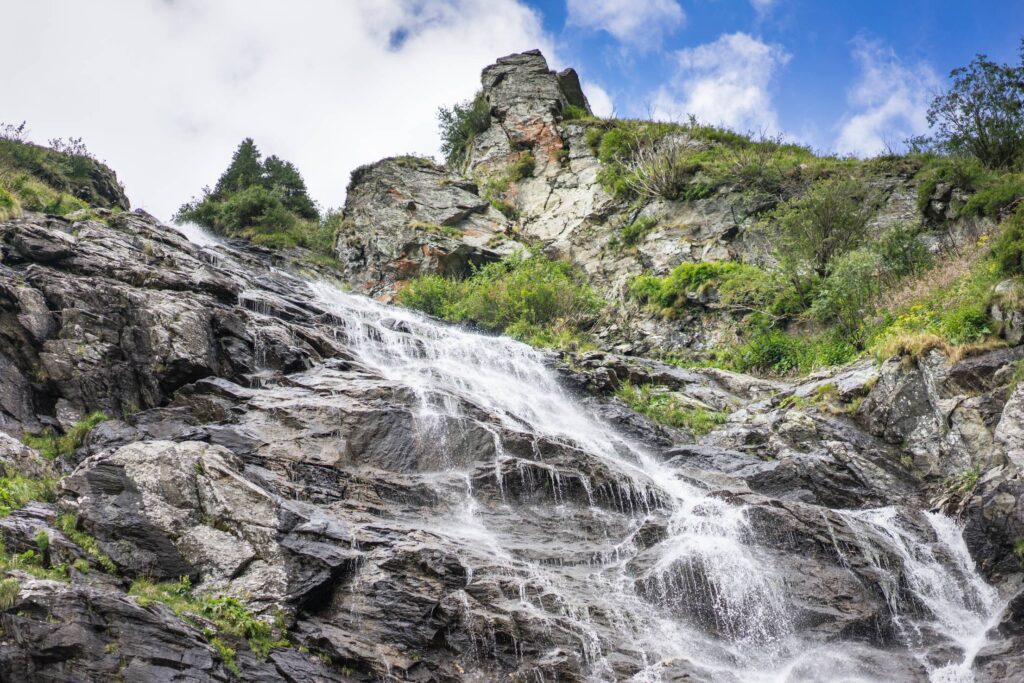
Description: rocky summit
xmin=1 ymin=49 xmax=1024 ymax=683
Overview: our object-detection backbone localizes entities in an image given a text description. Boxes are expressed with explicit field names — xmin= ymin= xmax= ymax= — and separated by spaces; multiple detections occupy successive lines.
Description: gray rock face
xmin=335 ymin=157 xmax=521 ymax=297
xmin=1 ymin=174 xmax=1023 ymax=678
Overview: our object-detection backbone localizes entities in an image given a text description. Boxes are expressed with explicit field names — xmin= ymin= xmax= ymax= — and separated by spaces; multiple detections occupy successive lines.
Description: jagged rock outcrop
xmin=335 ymin=156 xmax=521 ymax=297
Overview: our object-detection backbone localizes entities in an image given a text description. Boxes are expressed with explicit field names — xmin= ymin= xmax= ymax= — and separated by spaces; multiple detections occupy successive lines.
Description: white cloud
xmin=566 ymin=0 xmax=685 ymax=49
xmin=834 ymin=38 xmax=941 ymax=156
xmin=583 ymin=81 xmax=615 ymax=117
xmin=651 ymin=33 xmax=791 ymax=133
xmin=750 ymin=0 xmax=777 ymax=19
xmin=0 ymin=0 xmax=555 ymax=219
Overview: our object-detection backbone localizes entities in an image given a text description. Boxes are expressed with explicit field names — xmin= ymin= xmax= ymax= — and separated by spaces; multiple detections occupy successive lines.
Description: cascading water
xmin=183 ymin=226 xmax=1005 ymax=682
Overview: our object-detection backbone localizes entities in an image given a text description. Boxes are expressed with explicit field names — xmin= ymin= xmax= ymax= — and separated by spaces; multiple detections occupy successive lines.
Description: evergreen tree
xmin=213 ymin=138 xmax=264 ymax=197
xmin=264 ymin=155 xmax=318 ymax=219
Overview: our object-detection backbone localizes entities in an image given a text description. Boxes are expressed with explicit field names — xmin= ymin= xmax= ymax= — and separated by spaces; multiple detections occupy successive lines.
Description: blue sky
xmin=530 ymin=0 xmax=1024 ymax=153
xmin=2 ymin=1 xmax=1020 ymax=217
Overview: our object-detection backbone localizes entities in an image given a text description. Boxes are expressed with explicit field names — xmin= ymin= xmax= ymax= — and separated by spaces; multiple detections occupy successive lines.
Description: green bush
xmin=915 ymin=155 xmax=989 ymax=212
xmin=175 ymin=138 xmax=334 ymax=255
xmin=728 ymin=329 xmax=857 ymax=376
xmin=874 ymin=223 xmax=931 ymax=278
xmin=561 ymin=104 xmax=590 ymax=121
xmin=616 ymin=383 xmax=727 ymax=435
xmin=960 ymin=174 xmax=1024 ymax=219
xmin=396 ymin=252 xmax=602 ymax=349
xmin=509 ymin=152 xmax=536 ymax=180
xmin=0 ymin=137 xmax=127 ymax=211
xmin=619 ymin=216 xmax=658 ymax=246
xmin=994 ymin=206 xmax=1024 ymax=274
xmin=438 ymin=92 xmax=490 ymax=167
xmin=629 ymin=260 xmax=797 ymax=316
xmin=0 ymin=474 xmax=56 ymax=516
xmin=810 ymin=249 xmax=884 ymax=340
xmin=768 ymin=177 xmax=873 ymax=290
xmin=22 ymin=412 xmax=108 ymax=460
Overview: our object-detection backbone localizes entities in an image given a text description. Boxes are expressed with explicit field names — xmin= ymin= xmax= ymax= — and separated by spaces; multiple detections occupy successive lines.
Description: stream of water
xmin=178 ymin=223 xmax=1005 ymax=682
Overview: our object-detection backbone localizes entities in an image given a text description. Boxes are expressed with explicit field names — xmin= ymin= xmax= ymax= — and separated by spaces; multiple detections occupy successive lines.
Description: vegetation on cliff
xmin=175 ymin=138 xmax=337 ymax=254
xmin=0 ymin=122 xmax=128 ymax=219
xmin=396 ymin=251 xmax=601 ymax=348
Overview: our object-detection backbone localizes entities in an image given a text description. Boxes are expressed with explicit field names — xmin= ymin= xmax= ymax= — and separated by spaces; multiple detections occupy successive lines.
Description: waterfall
xmin=307 ymin=282 xmax=1003 ymax=683
xmin=177 ymin=225 xmax=1005 ymax=682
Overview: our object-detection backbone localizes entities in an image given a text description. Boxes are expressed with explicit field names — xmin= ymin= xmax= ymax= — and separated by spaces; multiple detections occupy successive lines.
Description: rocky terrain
xmin=0 ymin=50 xmax=1022 ymax=683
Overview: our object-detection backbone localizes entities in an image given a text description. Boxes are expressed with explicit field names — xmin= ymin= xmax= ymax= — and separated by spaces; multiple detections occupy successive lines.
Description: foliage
xmin=809 ymin=249 xmax=884 ymax=341
xmin=994 ymin=205 xmax=1024 ymax=274
xmin=22 ymin=412 xmax=108 ymax=460
xmin=438 ymin=92 xmax=490 ymax=167
xmin=960 ymin=173 xmax=1024 ymax=219
xmin=396 ymin=251 xmax=602 ymax=349
xmin=868 ymin=250 xmax=1003 ymax=359
xmin=619 ymin=216 xmax=658 ymax=246
xmin=175 ymin=138 xmax=334 ymax=255
xmin=726 ymin=328 xmax=857 ymax=376
xmin=561 ymin=104 xmax=590 ymax=121
xmin=768 ymin=177 xmax=874 ymax=291
xmin=0 ymin=577 xmax=19 ymax=610
xmin=923 ymin=43 xmax=1024 ymax=169
xmin=0 ymin=474 xmax=56 ymax=517
xmin=55 ymin=513 xmax=117 ymax=573
xmin=509 ymin=152 xmax=536 ymax=181
xmin=0 ymin=130 xmax=125 ymax=214
xmin=629 ymin=260 xmax=798 ymax=316
xmin=914 ymin=155 xmax=990 ymax=213
xmin=873 ymin=223 xmax=932 ymax=279
xmin=0 ymin=539 xmax=69 ymax=581
xmin=130 ymin=576 xmax=290 ymax=672
xmin=616 ymin=383 xmax=727 ymax=435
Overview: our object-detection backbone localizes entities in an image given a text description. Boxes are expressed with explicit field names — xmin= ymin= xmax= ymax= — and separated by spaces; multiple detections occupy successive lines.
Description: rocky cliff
xmin=0 ymin=51 xmax=1023 ymax=683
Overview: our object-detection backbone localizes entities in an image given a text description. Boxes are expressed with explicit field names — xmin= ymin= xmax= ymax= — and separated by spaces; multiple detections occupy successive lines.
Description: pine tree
xmin=213 ymin=138 xmax=264 ymax=197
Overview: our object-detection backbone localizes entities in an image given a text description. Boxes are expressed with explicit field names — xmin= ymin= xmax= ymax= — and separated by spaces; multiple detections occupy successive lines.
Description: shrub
xmin=561 ymin=104 xmax=590 ymax=121
xmin=0 ymin=474 xmax=56 ymax=516
xmin=994 ymin=205 xmax=1024 ymax=274
xmin=397 ymin=252 xmax=602 ymax=349
xmin=629 ymin=260 xmax=796 ymax=316
xmin=619 ymin=216 xmax=658 ymax=246
xmin=915 ymin=155 xmax=989 ymax=213
xmin=768 ymin=177 xmax=873 ymax=290
xmin=810 ymin=249 xmax=884 ymax=341
xmin=438 ymin=92 xmax=490 ymax=167
xmin=509 ymin=152 xmax=536 ymax=181
xmin=728 ymin=328 xmax=857 ymax=376
xmin=960 ymin=173 xmax=1024 ymax=219
xmin=924 ymin=43 xmax=1024 ymax=169
xmin=874 ymin=223 xmax=931 ymax=279
xmin=616 ymin=383 xmax=727 ymax=435
xmin=22 ymin=412 xmax=108 ymax=460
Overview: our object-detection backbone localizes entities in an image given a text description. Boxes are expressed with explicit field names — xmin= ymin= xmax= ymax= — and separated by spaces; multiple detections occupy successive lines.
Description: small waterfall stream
xmin=176 ymin=224 xmax=1005 ymax=682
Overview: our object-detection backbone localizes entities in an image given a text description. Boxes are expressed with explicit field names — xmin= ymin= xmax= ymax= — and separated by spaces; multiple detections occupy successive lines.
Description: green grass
xmin=130 ymin=577 xmax=290 ymax=673
xmin=0 ymin=577 xmax=19 ymax=610
xmin=0 ymin=138 xmax=127 ymax=212
xmin=616 ymin=382 xmax=728 ymax=435
xmin=396 ymin=251 xmax=602 ymax=350
xmin=54 ymin=513 xmax=117 ymax=573
xmin=867 ymin=253 xmax=1003 ymax=360
xmin=0 ymin=474 xmax=56 ymax=517
xmin=629 ymin=260 xmax=800 ymax=316
xmin=22 ymin=412 xmax=108 ymax=460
